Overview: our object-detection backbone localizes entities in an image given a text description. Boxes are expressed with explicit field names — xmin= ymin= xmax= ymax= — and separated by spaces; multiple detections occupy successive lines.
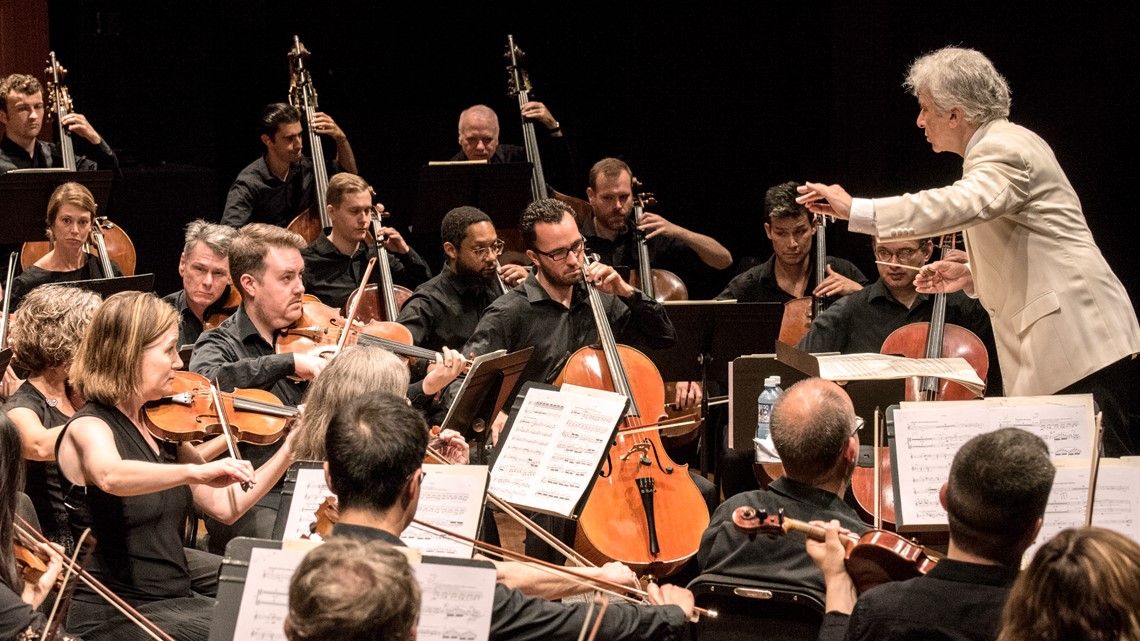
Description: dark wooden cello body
xmin=555 ymin=255 xmax=708 ymax=578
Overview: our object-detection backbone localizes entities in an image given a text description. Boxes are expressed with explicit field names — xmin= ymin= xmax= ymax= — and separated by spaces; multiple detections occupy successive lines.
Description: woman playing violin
xmin=0 ymin=415 xmax=78 ymax=641
xmin=55 ymin=291 xmax=298 ymax=641
xmin=3 ymin=284 xmax=101 ymax=551
xmin=10 ymin=183 xmax=121 ymax=308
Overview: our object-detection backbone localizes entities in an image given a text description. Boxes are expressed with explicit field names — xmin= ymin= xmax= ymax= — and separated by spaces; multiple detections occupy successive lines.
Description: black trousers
xmin=1058 ymin=354 xmax=1140 ymax=457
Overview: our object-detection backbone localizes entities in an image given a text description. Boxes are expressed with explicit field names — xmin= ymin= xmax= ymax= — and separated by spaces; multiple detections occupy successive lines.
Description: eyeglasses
xmin=874 ymin=247 xmax=921 ymax=262
xmin=470 ymin=240 xmax=505 ymax=258
xmin=532 ymin=238 xmax=585 ymax=262
xmin=849 ymin=416 xmax=865 ymax=437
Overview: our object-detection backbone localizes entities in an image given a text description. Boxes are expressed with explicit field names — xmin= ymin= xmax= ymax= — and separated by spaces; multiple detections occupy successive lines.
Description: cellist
xmin=806 ymin=428 xmax=1054 ymax=641
xmin=451 ymin=199 xmax=716 ymax=562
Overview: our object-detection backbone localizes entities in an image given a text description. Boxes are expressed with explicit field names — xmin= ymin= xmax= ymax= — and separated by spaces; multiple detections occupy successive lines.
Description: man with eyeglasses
xmin=300 ymin=173 xmax=431 ymax=309
xmin=698 ymin=378 xmax=869 ymax=604
xmin=454 ymin=197 xmax=678 ymax=562
xmin=799 ymin=238 xmax=999 ymax=393
xmin=398 ymin=206 xmax=529 ymax=357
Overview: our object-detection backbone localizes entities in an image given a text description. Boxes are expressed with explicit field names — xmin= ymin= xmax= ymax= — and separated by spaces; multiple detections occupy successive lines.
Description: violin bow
xmin=1084 ymin=410 xmax=1104 ymax=527
xmin=209 ymin=380 xmax=250 ymax=491
xmin=41 ymin=528 xmax=92 ymax=641
xmin=338 ymin=257 xmax=377 ymax=353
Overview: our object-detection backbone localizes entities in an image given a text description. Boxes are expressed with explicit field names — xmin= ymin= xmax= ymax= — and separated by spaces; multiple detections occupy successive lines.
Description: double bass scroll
xmin=285 ymin=35 xmax=333 ymax=244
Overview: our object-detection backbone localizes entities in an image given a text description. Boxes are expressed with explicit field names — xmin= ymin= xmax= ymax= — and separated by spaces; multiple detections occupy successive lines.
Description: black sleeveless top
xmin=3 ymin=381 xmax=74 ymax=552
xmin=59 ymin=401 xmax=194 ymax=604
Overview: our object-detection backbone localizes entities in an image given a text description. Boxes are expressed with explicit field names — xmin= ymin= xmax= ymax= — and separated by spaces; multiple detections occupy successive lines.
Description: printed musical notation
xmin=231 ymin=547 xmax=309 ymax=641
xmin=489 ymin=384 xmax=627 ymax=517
xmin=403 ymin=464 xmax=489 ymax=558
xmin=1024 ymin=461 xmax=1140 ymax=564
xmin=414 ymin=559 xmax=496 ymax=641
xmin=893 ymin=395 xmax=1096 ymax=527
xmin=280 ymin=467 xmax=332 ymax=541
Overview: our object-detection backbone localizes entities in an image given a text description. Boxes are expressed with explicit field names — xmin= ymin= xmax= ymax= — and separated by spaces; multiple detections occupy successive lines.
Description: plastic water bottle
xmin=754 ymin=376 xmax=783 ymax=463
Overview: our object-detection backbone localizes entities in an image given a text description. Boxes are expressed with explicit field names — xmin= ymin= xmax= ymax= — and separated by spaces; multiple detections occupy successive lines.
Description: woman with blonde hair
xmin=55 ymin=291 xmax=298 ymax=641
xmin=3 ymin=284 xmax=101 ymax=550
xmin=998 ymin=526 xmax=1140 ymax=641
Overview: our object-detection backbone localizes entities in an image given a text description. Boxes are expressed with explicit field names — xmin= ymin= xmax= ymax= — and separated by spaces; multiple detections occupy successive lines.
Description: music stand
xmin=55 ymin=273 xmax=155 ymax=297
xmin=440 ymin=347 xmax=533 ymax=458
xmin=0 ymin=170 xmax=113 ymax=244
xmin=643 ymin=301 xmax=785 ymax=473
xmin=413 ymin=162 xmax=534 ymax=237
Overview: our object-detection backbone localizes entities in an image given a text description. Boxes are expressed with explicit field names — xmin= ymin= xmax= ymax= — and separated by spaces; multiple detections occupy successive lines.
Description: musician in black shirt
xmin=162 ymin=220 xmax=238 ymax=348
xmin=451 ymin=103 xmax=575 ymax=192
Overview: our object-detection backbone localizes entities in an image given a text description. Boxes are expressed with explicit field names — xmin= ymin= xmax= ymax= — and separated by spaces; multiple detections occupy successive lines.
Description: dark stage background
xmin=17 ymin=2 xmax=1138 ymax=299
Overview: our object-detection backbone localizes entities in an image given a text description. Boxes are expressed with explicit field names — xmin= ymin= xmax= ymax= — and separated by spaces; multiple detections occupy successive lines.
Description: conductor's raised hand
xmin=796 ymin=183 xmax=853 ymax=220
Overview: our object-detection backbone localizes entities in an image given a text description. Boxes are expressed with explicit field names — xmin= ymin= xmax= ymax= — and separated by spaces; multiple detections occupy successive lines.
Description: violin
xmin=341 ymin=205 xmax=413 ymax=323
xmin=730 ymin=506 xmax=940 ymax=594
xmin=143 ymin=370 xmax=297 ymax=445
xmin=778 ymin=212 xmax=828 ymax=346
xmin=556 ymin=254 xmax=708 ymax=578
xmin=14 ymin=540 xmax=57 ymax=588
xmin=202 ymin=286 xmax=242 ymax=331
xmin=284 ymin=35 xmax=332 ymax=244
xmin=858 ymin=234 xmax=990 ymax=528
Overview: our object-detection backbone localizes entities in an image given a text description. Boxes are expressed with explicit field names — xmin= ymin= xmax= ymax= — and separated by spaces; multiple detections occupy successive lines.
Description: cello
xmin=626 ymin=181 xmax=689 ymax=303
xmin=342 ymin=204 xmax=413 ymax=323
xmin=284 ymin=35 xmax=333 ymax=244
xmin=853 ymin=235 xmax=990 ymax=528
xmin=556 ymin=254 xmax=708 ymax=578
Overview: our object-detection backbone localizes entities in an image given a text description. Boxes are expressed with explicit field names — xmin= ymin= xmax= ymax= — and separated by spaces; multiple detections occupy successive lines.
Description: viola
xmin=556 ymin=254 xmax=708 ymax=578
xmin=21 ymin=215 xmax=138 ymax=277
xmin=778 ymin=213 xmax=828 ymax=345
xmin=143 ymin=370 xmax=297 ymax=445
xmin=858 ymin=234 xmax=990 ymax=528
xmin=731 ymin=506 xmax=940 ymax=594
xmin=277 ymin=294 xmax=447 ymax=365
xmin=283 ymin=35 xmax=332 ymax=244
xmin=202 ymin=286 xmax=242 ymax=331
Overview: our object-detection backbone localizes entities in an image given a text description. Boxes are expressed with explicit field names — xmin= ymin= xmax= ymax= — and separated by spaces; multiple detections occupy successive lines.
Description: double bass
xmin=853 ymin=235 xmax=990 ymax=528
xmin=556 ymin=254 xmax=708 ymax=578
xmin=284 ymin=35 xmax=332 ymax=244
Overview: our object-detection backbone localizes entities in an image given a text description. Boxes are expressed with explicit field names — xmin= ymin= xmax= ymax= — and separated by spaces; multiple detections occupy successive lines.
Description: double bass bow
xmin=555 ymin=254 xmax=708 ymax=578
xmin=284 ymin=35 xmax=332 ymax=244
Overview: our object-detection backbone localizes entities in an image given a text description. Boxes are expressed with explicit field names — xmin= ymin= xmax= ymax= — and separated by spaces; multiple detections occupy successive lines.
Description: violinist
xmin=717 ymin=181 xmax=865 ymax=303
xmin=0 ymin=73 xmax=118 ymax=175
xmin=189 ymin=223 xmax=325 ymax=552
xmin=55 ymin=291 xmax=299 ymax=641
xmin=221 ymin=103 xmax=357 ymax=228
xmin=799 ymin=237 xmax=1002 ymax=395
xmin=9 ymin=182 xmax=122 ymax=308
xmin=3 ymin=284 xmax=100 ymax=551
xmin=300 ymin=172 xmax=431 ymax=309
xmin=582 ymin=157 xmax=733 ymax=278
xmin=161 ymin=220 xmax=237 ymax=348
xmin=806 ymin=428 xmax=1055 ymax=641
xmin=323 ymin=393 xmax=697 ymax=640
xmin=698 ymin=378 xmax=868 ymax=604
xmin=397 ymin=206 xmax=528 ymax=356
xmin=0 ymin=415 xmax=79 ymax=641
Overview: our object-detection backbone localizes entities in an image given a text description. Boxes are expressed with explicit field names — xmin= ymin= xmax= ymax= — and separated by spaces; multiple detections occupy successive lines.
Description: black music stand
xmin=56 ymin=273 xmax=156 ymax=297
xmin=413 ymin=162 xmax=534 ymax=237
xmin=0 ymin=170 xmax=113 ymax=244
xmin=440 ymin=347 xmax=533 ymax=460
xmin=643 ymin=301 xmax=785 ymax=474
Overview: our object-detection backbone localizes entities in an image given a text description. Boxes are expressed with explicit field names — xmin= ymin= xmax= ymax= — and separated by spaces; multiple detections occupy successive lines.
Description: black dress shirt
xmin=456 ymin=271 xmax=677 ymax=404
xmin=717 ymin=254 xmax=867 ymax=304
xmin=331 ymin=522 xmax=688 ymax=641
xmin=397 ymin=264 xmax=501 ymax=353
xmin=698 ymin=477 xmax=869 ymax=603
xmin=221 ymin=150 xmax=336 ymax=228
xmin=0 ymin=133 xmax=118 ymax=174
xmin=300 ymin=235 xmax=432 ymax=310
xmin=163 ymin=286 xmax=239 ymax=348
xmin=580 ymin=214 xmax=698 ymax=279
xmin=817 ymin=559 xmax=1020 ymax=641
xmin=800 ymin=279 xmax=1003 ymax=394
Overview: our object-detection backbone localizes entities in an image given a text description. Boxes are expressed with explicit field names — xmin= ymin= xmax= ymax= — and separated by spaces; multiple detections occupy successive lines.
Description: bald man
xmin=451 ymin=103 xmax=575 ymax=192
xmin=697 ymin=378 xmax=869 ymax=603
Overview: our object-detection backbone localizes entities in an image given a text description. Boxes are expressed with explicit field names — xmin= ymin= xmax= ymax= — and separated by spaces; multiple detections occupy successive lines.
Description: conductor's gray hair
xmin=904 ymin=47 xmax=1011 ymax=125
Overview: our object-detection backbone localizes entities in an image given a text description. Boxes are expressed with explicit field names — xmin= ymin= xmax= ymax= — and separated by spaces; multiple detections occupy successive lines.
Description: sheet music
xmin=489 ymin=383 xmax=627 ymax=517
xmin=231 ymin=547 xmax=308 ymax=641
xmin=816 ymin=353 xmax=984 ymax=395
xmin=893 ymin=395 xmax=1095 ymax=527
xmin=414 ymin=560 xmax=497 ymax=641
xmin=402 ymin=464 xmax=489 ymax=558
xmin=280 ymin=466 xmax=332 ymax=541
xmin=1027 ymin=460 xmax=1140 ymax=563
